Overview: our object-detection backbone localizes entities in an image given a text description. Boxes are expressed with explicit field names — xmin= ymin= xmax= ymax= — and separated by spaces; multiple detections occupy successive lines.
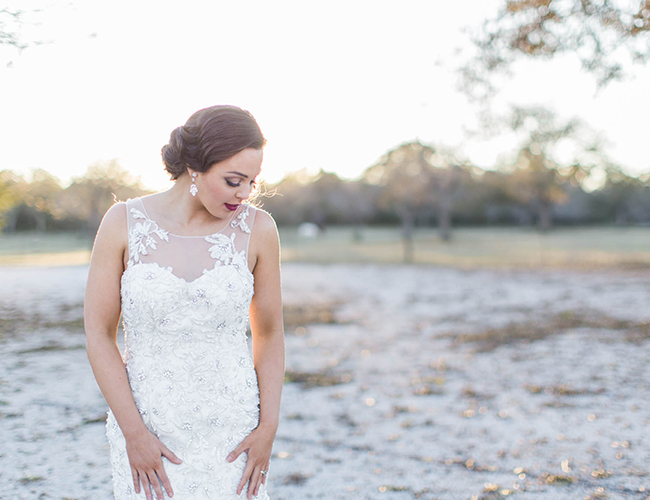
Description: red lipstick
xmin=225 ymin=203 xmax=239 ymax=211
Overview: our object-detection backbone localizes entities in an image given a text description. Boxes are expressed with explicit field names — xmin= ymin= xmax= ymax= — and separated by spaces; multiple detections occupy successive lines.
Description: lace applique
xmin=230 ymin=205 xmax=251 ymax=234
xmin=110 ymin=200 xmax=265 ymax=500
xmin=205 ymin=232 xmax=249 ymax=271
xmin=128 ymin=208 xmax=169 ymax=265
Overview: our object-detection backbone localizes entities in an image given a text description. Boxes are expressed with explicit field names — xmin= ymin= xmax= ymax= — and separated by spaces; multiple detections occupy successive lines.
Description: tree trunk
xmin=399 ymin=209 xmax=415 ymax=263
xmin=352 ymin=223 xmax=363 ymax=243
xmin=35 ymin=211 xmax=47 ymax=232
xmin=538 ymin=201 xmax=552 ymax=232
xmin=438 ymin=197 xmax=452 ymax=241
xmin=5 ymin=207 xmax=19 ymax=232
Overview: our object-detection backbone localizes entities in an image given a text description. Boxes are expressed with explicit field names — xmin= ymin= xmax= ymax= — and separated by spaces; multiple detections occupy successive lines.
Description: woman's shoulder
xmin=247 ymin=205 xmax=277 ymax=232
xmin=97 ymin=201 xmax=132 ymax=240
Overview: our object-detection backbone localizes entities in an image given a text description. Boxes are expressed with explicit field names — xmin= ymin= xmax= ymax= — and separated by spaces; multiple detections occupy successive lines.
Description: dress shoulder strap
xmin=245 ymin=206 xmax=258 ymax=257
xmin=227 ymin=203 xmax=257 ymax=259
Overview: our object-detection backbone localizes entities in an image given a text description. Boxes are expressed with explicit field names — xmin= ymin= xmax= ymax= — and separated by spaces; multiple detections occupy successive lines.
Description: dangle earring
xmin=189 ymin=172 xmax=198 ymax=197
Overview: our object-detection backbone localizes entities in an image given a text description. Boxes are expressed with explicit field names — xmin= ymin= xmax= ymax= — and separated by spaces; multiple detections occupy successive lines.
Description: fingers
xmin=146 ymin=469 xmax=165 ymax=500
xmin=161 ymin=444 xmax=182 ymax=465
xmin=157 ymin=466 xmax=175 ymax=498
xmin=237 ymin=462 xmax=269 ymax=499
xmin=131 ymin=467 xmax=141 ymax=494
xmin=248 ymin=467 xmax=261 ymax=500
xmin=143 ymin=475 xmax=153 ymax=500
xmin=236 ymin=460 xmax=253 ymax=496
xmin=132 ymin=467 xmax=167 ymax=500
xmin=257 ymin=463 xmax=269 ymax=492
xmin=227 ymin=439 xmax=248 ymax=463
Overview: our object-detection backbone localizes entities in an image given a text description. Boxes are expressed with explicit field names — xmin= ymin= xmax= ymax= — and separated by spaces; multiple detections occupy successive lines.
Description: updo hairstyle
xmin=161 ymin=105 xmax=266 ymax=180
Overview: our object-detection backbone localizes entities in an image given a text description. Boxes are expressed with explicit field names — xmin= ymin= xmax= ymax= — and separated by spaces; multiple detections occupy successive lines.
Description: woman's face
xmin=194 ymin=148 xmax=263 ymax=218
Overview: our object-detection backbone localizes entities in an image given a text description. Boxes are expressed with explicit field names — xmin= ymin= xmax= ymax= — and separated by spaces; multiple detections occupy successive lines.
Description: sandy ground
xmin=1 ymin=263 xmax=650 ymax=500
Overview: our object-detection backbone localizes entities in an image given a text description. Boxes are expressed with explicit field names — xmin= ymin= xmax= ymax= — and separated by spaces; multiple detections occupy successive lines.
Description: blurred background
xmin=1 ymin=0 xmax=649 ymax=269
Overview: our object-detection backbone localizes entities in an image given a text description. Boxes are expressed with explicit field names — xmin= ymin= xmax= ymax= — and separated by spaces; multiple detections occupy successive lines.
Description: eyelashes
xmin=226 ymin=179 xmax=257 ymax=188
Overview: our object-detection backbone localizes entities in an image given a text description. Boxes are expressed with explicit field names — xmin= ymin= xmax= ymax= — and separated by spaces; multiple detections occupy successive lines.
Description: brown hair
xmin=161 ymin=105 xmax=266 ymax=180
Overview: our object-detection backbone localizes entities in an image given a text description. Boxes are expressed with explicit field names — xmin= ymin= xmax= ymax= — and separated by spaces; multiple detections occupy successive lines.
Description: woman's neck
xmin=148 ymin=176 xmax=228 ymax=232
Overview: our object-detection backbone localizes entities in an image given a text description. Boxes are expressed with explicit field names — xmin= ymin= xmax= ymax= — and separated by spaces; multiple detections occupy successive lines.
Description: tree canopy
xmin=460 ymin=0 xmax=650 ymax=99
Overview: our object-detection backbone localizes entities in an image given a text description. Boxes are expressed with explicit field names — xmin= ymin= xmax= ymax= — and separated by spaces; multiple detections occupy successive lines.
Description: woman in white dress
xmin=85 ymin=105 xmax=285 ymax=500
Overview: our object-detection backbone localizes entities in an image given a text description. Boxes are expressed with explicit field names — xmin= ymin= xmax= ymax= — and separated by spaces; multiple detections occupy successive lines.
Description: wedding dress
xmin=105 ymin=197 xmax=269 ymax=500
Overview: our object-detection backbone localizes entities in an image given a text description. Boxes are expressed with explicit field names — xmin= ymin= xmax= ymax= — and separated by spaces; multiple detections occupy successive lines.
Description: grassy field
xmin=0 ymin=225 xmax=649 ymax=270
xmin=281 ymin=225 xmax=650 ymax=270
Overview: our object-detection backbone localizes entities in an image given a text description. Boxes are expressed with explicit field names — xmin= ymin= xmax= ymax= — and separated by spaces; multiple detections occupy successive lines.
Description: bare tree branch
xmin=459 ymin=0 xmax=650 ymax=100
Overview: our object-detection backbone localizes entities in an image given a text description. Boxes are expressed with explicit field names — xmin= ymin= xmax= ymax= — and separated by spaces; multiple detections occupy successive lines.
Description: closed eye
xmin=227 ymin=179 xmax=257 ymax=188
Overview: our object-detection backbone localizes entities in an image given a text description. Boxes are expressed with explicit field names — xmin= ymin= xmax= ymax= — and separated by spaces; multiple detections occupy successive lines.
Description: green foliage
xmin=0 ymin=170 xmax=22 ymax=233
xmin=0 ymin=150 xmax=648 ymax=238
xmin=0 ymin=161 xmax=149 ymax=234
xmin=60 ymin=160 xmax=149 ymax=233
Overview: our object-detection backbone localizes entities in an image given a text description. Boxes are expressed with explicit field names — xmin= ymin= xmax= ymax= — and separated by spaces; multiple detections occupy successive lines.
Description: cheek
xmin=202 ymin=178 xmax=228 ymax=202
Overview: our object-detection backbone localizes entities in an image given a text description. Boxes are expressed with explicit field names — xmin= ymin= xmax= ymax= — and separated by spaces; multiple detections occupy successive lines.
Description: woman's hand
xmin=125 ymin=429 xmax=182 ymax=500
xmin=227 ymin=423 xmax=277 ymax=499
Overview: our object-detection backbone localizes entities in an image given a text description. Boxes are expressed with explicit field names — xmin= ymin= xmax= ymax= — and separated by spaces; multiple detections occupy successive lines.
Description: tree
xmin=21 ymin=169 xmax=63 ymax=231
xmin=593 ymin=165 xmax=650 ymax=223
xmin=60 ymin=160 xmax=149 ymax=236
xmin=460 ymin=0 xmax=650 ymax=100
xmin=427 ymin=154 xmax=467 ymax=241
xmin=0 ymin=8 xmax=27 ymax=50
xmin=0 ymin=170 xmax=23 ymax=232
xmin=498 ymin=106 xmax=606 ymax=230
xmin=0 ymin=7 xmax=48 ymax=67
xmin=364 ymin=141 xmax=468 ymax=262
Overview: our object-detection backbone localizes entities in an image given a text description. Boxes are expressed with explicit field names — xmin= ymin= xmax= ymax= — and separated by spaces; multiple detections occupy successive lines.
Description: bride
xmin=84 ymin=105 xmax=285 ymax=500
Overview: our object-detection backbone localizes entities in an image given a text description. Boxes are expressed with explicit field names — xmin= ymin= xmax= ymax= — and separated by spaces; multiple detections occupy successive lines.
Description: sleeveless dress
xmin=105 ymin=197 xmax=269 ymax=500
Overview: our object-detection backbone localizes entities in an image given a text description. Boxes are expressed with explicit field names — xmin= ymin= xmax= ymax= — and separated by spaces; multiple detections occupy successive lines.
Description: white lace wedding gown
xmin=105 ymin=198 xmax=269 ymax=500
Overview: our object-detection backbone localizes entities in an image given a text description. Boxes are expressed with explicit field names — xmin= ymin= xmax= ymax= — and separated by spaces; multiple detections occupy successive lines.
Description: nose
xmin=235 ymin=184 xmax=251 ymax=200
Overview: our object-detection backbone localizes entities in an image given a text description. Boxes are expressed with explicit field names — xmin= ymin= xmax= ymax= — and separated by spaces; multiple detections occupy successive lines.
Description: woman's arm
xmin=84 ymin=203 xmax=181 ymax=500
xmin=228 ymin=210 xmax=285 ymax=500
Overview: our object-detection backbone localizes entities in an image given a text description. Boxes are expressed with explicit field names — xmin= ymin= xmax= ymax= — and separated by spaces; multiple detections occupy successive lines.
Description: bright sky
xmin=1 ymin=0 xmax=649 ymax=191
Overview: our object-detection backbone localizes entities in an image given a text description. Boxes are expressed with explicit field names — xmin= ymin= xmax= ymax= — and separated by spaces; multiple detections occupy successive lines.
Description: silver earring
xmin=190 ymin=172 xmax=198 ymax=197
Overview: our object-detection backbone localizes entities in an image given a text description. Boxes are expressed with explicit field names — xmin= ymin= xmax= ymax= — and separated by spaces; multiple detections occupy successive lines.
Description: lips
xmin=225 ymin=203 xmax=239 ymax=211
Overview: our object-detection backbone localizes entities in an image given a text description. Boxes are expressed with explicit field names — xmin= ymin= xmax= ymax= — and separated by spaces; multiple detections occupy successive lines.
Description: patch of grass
xmin=279 ymin=226 xmax=650 ymax=270
xmin=0 ymin=303 xmax=85 ymax=341
xmin=284 ymin=370 xmax=352 ymax=388
xmin=445 ymin=457 xmax=499 ymax=473
xmin=4 ymin=226 xmax=650 ymax=269
xmin=541 ymin=473 xmax=575 ymax=484
xmin=83 ymin=414 xmax=108 ymax=424
xmin=282 ymin=472 xmax=311 ymax=486
xmin=18 ymin=475 xmax=44 ymax=484
xmin=450 ymin=310 xmax=650 ymax=352
xmin=17 ymin=343 xmax=85 ymax=354
xmin=336 ymin=413 xmax=357 ymax=428
xmin=523 ymin=384 xmax=605 ymax=396
xmin=412 ymin=384 xmax=444 ymax=396
xmin=381 ymin=485 xmax=409 ymax=492
xmin=462 ymin=386 xmax=495 ymax=400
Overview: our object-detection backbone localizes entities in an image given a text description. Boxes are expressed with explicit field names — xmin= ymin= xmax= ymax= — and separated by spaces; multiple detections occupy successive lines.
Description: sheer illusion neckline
xmin=137 ymin=198 xmax=240 ymax=238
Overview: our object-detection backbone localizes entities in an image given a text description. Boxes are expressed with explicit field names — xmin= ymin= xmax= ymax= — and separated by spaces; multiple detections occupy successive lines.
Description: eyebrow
xmin=226 ymin=171 xmax=248 ymax=178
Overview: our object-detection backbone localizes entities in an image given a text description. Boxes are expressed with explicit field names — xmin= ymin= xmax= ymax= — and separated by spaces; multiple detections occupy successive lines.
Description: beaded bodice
xmin=105 ymin=197 xmax=268 ymax=500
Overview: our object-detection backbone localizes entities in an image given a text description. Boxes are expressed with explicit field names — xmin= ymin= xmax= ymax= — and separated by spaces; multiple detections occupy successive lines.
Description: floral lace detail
xmin=128 ymin=208 xmax=169 ymax=265
xmin=106 ymin=200 xmax=266 ymax=500
xmin=205 ymin=232 xmax=249 ymax=272
xmin=230 ymin=205 xmax=251 ymax=234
